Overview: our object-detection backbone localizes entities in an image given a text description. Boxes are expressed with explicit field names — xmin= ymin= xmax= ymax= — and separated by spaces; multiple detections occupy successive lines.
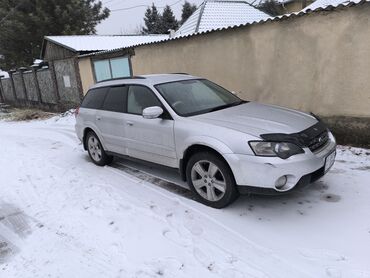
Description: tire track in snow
xmin=106 ymin=165 xmax=314 ymax=278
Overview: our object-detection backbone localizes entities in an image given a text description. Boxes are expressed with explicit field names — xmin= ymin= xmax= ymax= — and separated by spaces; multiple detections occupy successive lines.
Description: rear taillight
xmin=75 ymin=106 xmax=80 ymax=118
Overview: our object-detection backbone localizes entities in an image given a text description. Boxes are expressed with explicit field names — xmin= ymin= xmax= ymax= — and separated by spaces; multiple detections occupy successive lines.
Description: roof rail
xmin=171 ymin=72 xmax=190 ymax=75
xmin=97 ymin=76 xmax=146 ymax=83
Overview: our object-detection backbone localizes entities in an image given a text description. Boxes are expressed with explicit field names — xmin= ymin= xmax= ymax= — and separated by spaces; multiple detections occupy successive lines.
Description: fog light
xmin=275 ymin=175 xmax=288 ymax=189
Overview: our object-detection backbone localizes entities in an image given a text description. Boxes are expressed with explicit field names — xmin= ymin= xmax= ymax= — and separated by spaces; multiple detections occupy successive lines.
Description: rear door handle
xmin=126 ymin=121 xmax=133 ymax=126
xmin=96 ymin=116 xmax=101 ymax=121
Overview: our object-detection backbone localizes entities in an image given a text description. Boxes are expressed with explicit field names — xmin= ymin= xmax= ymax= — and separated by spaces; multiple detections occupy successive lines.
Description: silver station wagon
xmin=75 ymin=74 xmax=336 ymax=208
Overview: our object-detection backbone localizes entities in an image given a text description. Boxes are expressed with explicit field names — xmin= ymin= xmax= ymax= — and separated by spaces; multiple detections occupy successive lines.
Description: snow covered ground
xmin=0 ymin=112 xmax=369 ymax=278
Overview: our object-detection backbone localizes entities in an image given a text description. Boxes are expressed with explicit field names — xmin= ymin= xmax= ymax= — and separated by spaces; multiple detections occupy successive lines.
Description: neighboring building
xmin=32 ymin=59 xmax=44 ymax=67
xmin=275 ymin=0 xmax=315 ymax=13
xmin=0 ymin=69 xmax=9 ymax=79
xmin=175 ymin=0 xmax=271 ymax=37
xmin=41 ymin=2 xmax=270 ymax=94
xmin=75 ymin=1 xmax=271 ymax=93
xmin=41 ymin=35 xmax=168 ymax=93
xmin=302 ymin=0 xmax=350 ymax=10
xmin=0 ymin=55 xmax=8 ymax=78
xmin=36 ymin=0 xmax=360 ymax=99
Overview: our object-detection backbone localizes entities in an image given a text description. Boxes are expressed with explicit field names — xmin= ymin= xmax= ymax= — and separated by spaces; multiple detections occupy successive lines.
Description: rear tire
xmin=186 ymin=152 xmax=239 ymax=208
xmin=85 ymin=131 xmax=113 ymax=166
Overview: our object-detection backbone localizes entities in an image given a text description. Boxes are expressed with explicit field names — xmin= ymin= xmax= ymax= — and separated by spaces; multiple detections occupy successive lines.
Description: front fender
xmin=179 ymin=135 xmax=234 ymax=159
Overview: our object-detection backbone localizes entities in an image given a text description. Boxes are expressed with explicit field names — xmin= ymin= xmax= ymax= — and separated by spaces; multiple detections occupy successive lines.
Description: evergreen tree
xmin=181 ymin=1 xmax=197 ymax=25
xmin=160 ymin=5 xmax=178 ymax=34
xmin=142 ymin=3 xmax=162 ymax=34
xmin=0 ymin=0 xmax=110 ymax=70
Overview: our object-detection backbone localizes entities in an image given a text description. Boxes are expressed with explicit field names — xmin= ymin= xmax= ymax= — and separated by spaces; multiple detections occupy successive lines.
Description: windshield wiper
xmin=208 ymin=100 xmax=245 ymax=113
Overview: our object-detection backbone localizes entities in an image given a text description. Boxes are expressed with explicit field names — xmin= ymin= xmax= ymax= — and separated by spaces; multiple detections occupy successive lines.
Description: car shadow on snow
xmin=229 ymin=179 xmax=342 ymax=219
xmin=109 ymin=158 xmax=341 ymax=216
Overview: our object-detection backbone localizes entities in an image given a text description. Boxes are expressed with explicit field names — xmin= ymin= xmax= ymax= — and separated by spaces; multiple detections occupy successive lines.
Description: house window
xmin=93 ymin=57 xmax=131 ymax=82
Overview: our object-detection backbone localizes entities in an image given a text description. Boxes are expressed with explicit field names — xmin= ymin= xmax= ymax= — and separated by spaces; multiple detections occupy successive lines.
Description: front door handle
xmin=126 ymin=121 xmax=134 ymax=126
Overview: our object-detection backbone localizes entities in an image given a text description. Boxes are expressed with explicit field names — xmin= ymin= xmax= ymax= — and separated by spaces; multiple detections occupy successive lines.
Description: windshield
xmin=155 ymin=79 xmax=245 ymax=117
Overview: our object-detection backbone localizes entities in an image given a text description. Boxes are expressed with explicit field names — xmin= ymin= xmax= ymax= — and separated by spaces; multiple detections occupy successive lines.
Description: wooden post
xmin=31 ymin=65 xmax=43 ymax=103
xmin=0 ymin=76 xmax=4 ymax=103
xmin=73 ymin=57 xmax=84 ymax=101
xmin=8 ymin=69 xmax=18 ymax=102
xmin=18 ymin=67 xmax=29 ymax=104
xmin=49 ymin=61 xmax=61 ymax=101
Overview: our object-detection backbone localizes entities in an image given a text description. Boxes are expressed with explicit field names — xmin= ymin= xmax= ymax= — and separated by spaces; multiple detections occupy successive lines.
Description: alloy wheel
xmin=191 ymin=160 xmax=227 ymax=202
xmin=88 ymin=136 xmax=102 ymax=162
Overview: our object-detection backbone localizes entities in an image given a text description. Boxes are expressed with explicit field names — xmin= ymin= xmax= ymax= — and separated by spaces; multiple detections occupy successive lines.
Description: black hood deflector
xmin=260 ymin=120 xmax=327 ymax=147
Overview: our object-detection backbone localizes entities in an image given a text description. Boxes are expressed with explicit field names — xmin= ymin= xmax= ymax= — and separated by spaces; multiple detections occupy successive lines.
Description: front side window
xmin=127 ymin=85 xmax=162 ymax=115
xmin=81 ymin=87 xmax=108 ymax=109
xmin=93 ymin=57 xmax=131 ymax=82
xmin=102 ymin=86 xmax=128 ymax=113
xmin=155 ymin=79 xmax=243 ymax=117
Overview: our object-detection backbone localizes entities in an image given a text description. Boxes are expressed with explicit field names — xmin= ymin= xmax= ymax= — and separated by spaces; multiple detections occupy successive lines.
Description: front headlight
xmin=249 ymin=141 xmax=304 ymax=159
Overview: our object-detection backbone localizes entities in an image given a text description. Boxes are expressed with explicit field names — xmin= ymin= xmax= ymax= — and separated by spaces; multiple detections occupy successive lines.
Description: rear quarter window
xmin=81 ymin=87 xmax=108 ymax=109
xmin=102 ymin=86 xmax=128 ymax=113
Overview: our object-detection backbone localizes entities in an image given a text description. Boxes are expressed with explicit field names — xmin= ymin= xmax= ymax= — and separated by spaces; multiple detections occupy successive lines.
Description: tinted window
xmin=102 ymin=86 xmax=128 ymax=113
xmin=155 ymin=79 xmax=242 ymax=117
xmin=127 ymin=85 xmax=162 ymax=115
xmin=81 ymin=87 xmax=108 ymax=109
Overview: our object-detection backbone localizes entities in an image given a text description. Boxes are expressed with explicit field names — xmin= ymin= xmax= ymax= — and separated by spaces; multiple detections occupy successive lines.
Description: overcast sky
xmin=96 ymin=0 xmax=204 ymax=35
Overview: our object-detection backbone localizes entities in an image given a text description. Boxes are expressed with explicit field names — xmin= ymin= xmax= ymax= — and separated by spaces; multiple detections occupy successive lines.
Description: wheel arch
xmin=180 ymin=144 xmax=232 ymax=182
xmin=82 ymin=127 xmax=103 ymax=151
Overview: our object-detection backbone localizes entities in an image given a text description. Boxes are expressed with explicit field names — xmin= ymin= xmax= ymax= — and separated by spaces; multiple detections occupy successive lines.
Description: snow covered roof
xmin=302 ymin=0 xmax=352 ymax=10
xmin=79 ymin=0 xmax=369 ymax=58
xmin=0 ymin=70 xmax=9 ymax=78
xmin=274 ymin=0 xmax=296 ymax=3
xmin=44 ymin=35 xmax=169 ymax=53
xmin=175 ymin=0 xmax=271 ymax=37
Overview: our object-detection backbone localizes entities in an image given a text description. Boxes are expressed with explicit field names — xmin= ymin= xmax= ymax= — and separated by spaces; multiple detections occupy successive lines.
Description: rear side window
xmin=102 ymin=86 xmax=128 ymax=113
xmin=127 ymin=85 xmax=162 ymax=115
xmin=81 ymin=87 xmax=108 ymax=109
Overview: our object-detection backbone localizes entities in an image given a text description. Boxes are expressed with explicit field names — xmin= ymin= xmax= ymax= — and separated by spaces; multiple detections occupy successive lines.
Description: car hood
xmin=191 ymin=102 xmax=318 ymax=137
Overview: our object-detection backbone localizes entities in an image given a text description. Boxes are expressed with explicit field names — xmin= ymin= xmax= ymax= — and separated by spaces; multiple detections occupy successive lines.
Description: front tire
xmin=86 ymin=131 xmax=113 ymax=166
xmin=186 ymin=152 xmax=239 ymax=208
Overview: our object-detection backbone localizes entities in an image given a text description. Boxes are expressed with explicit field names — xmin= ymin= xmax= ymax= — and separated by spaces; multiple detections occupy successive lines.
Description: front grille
xmin=308 ymin=131 xmax=329 ymax=152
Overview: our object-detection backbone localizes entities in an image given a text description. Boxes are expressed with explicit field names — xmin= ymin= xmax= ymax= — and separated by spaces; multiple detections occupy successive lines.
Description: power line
xmin=106 ymin=0 xmax=170 ymax=10
xmin=104 ymin=0 xmax=127 ymax=9
xmin=106 ymin=0 xmax=132 ymax=9
xmin=110 ymin=0 xmax=183 ymax=12
xmin=102 ymin=0 xmax=117 ymax=4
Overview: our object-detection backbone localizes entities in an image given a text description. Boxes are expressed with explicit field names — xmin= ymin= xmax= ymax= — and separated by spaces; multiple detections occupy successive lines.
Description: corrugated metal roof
xmin=175 ymin=0 xmax=271 ymax=36
xmin=176 ymin=7 xmax=202 ymax=36
xmin=79 ymin=0 xmax=369 ymax=58
xmin=45 ymin=35 xmax=169 ymax=52
xmin=302 ymin=0 xmax=352 ymax=11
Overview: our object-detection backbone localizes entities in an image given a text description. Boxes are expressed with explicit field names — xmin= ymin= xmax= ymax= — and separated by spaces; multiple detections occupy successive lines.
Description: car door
xmin=79 ymin=87 xmax=108 ymax=141
xmin=124 ymin=85 xmax=177 ymax=167
xmin=95 ymin=85 xmax=128 ymax=155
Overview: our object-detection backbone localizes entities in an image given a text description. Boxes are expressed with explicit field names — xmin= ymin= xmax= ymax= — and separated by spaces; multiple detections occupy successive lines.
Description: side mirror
xmin=142 ymin=106 xmax=163 ymax=119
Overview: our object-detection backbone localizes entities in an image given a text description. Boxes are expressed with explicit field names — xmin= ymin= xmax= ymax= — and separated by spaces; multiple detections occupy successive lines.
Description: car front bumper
xmin=223 ymin=132 xmax=337 ymax=195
